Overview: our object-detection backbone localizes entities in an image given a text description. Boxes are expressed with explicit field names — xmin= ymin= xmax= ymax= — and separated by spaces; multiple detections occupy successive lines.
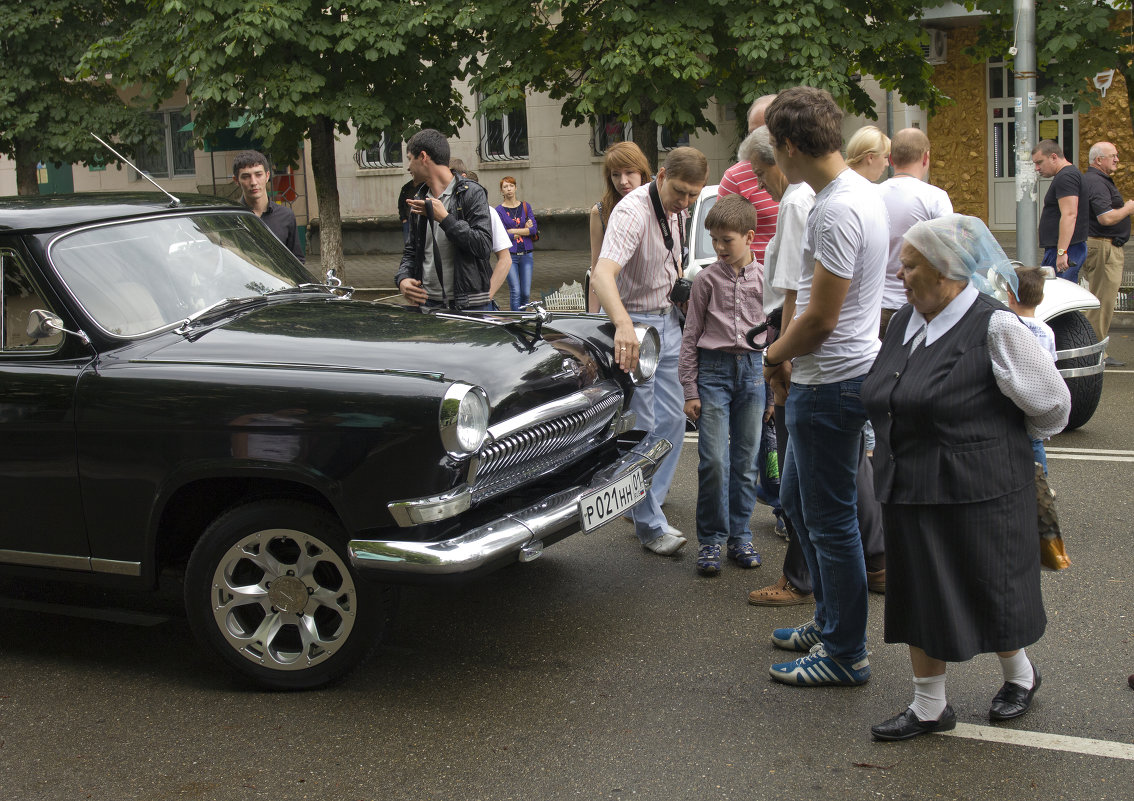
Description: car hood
xmin=131 ymin=298 xmax=605 ymax=414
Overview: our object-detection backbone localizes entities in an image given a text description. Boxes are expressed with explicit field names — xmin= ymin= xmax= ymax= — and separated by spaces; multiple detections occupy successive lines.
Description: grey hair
xmin=1088 ymin=142 xmax=1111 ymax=163
xmin=739 ymin=126 xmax=776 ymax=167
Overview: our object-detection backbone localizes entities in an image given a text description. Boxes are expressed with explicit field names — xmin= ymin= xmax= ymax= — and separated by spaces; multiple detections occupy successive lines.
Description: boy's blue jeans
xmin=781 ymin=375 xmax=869 ymax=664
xmin=694 ymin=349 xmax=764 ymax=547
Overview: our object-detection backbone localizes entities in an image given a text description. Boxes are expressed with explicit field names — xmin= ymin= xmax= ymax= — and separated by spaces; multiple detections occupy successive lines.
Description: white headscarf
xmin=903 ymin=213 xmax=1018 ymax=300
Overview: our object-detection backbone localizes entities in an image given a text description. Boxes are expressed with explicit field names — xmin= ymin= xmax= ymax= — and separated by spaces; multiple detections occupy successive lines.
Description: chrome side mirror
xmin=27 ymin=309 xmax=91 ymax=345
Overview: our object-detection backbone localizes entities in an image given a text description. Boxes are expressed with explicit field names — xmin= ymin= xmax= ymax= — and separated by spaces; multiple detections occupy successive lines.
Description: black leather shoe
xmin=989 ymin=661 xmax=1041 ymax=721
xmin=871 ymin=705 xmax=957 ymax=741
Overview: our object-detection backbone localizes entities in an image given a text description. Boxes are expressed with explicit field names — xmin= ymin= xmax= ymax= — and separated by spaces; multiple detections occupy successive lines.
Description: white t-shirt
xmin=878 ymin=175 xmax=953 ymax=309
xmin=490 ymin=210 xmax=511 ymax=254
xmin=792 ymin=168 xmax=888 ymax=384
xmin=1020 ymin=316 xmax=1058 ymax=362
xmin=763 ymin=182 xmax=815 ymax=314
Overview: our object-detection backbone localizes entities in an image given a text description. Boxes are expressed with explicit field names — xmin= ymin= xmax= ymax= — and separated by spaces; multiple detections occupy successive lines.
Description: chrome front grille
xmin=468 ymin=384 xmax=624 ymax=501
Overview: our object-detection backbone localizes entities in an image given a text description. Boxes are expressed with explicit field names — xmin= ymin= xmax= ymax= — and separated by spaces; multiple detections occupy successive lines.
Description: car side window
xmin=1 ymin=249 xmax=64 ymax=351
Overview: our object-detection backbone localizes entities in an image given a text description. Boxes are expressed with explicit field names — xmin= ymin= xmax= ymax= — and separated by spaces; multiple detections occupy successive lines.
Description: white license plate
xmin=578 ymin=468 xmax=647 ymax=533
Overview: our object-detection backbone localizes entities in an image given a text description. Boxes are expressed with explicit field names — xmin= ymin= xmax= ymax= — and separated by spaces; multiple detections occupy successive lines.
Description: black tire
xmin=1049 ymin=311 xmax=1102 ymax=431
xmin=184 ymin=499 xmax=390 ymax=690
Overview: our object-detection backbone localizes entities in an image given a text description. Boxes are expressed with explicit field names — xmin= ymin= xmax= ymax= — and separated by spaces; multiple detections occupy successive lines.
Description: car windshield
xmin=691 ymin=193 xmax=718 ymax=262
xmin=48 ymin=211 xmax=314 ymax=337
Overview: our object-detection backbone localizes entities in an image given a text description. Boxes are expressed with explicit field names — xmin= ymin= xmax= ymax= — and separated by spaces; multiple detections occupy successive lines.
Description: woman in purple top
xmin=495 ymin=176 xmax=538 ymax=310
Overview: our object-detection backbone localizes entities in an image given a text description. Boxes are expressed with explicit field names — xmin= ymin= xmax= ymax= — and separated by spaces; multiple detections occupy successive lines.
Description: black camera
xmin=669 ymin=277 xmax=692 ymax=304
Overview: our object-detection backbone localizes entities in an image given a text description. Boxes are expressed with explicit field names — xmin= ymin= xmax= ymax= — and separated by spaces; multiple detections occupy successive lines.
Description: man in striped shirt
xmin=592 ymin=147 xmax=709 ymax=556
xmin=717 ymin=95 xmax=780 ymax=266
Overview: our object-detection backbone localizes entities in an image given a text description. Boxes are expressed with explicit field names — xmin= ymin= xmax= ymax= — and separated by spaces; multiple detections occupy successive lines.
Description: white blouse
xmin=902 ymin=284 xmax=1071 ymax=440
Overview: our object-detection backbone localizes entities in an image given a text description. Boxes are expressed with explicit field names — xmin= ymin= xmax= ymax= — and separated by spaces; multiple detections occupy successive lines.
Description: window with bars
xmin=479 ymin=101 xmax=529 ymax=161
xmin=355 ymin=132 xmax=403 ymax=169
xmin=135 ymin=109 xmax=195 ymax=179
xmin=592 ymin=114 xmax=688 ymax=155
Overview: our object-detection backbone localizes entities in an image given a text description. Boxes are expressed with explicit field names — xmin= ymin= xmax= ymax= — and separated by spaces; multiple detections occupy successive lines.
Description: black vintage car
xmin=0 ymin=193 xmax=669 ymax=689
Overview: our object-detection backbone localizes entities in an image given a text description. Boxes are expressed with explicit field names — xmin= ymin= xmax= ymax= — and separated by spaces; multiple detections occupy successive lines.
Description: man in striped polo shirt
xmin=717 ymin=95 xmax=780 ymax=266
xmin=592 ymin=147 xmax=709 ymax=556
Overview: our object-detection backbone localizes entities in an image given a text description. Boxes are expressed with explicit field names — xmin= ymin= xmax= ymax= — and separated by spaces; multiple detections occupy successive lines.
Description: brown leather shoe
xmin=748 ymin=575 xmax=814 ymax=606
xmin=867 ymin=568 xmax=886 ymax=594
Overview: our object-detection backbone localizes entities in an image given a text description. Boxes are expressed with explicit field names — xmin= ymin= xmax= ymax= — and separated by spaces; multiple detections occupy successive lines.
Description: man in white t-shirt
xmin=760 ymin=87 xmax=887 ymax=688
xmin=878 ymin=128 xmax=953 ymax=337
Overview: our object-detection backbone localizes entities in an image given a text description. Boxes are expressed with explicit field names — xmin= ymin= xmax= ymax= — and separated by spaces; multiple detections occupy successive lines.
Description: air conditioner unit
xmin=922 ymin=29 xmax=947 ymax=65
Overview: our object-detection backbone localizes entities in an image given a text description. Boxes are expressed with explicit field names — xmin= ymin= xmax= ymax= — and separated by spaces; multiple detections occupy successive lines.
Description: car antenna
xmin=90 ymin=132 xmax=180 ymax=207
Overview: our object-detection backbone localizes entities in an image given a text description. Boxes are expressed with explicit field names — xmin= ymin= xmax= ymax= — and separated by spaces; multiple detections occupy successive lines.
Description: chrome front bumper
xmin=1057 ymin=335 xmax=1108 ymax=378
xmin=348 ymin=435 xmax=671 ymax=578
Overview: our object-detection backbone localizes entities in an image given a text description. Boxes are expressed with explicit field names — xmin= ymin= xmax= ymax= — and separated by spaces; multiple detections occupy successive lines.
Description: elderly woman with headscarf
xmin=861 ymin=214 xmax=1070 ymax=741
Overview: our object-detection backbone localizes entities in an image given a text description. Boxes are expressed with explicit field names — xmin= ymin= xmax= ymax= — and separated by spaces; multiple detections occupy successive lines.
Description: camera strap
xmin=649 ymin=180 xmax=686 ymax=280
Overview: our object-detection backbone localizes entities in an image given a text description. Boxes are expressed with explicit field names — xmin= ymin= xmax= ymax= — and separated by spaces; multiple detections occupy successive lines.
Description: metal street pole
xmin=1015 ymin=0 xmax=1038 ymax=265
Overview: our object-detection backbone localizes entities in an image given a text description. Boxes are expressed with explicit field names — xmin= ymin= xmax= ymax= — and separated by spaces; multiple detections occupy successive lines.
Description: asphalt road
xmin=1 ymin=332 xmax=1132 ymax=801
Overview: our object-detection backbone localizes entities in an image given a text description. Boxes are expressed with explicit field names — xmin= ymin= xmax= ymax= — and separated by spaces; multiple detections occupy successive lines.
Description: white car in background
xmin=683 ymin=184 xmax=1106 ymax=431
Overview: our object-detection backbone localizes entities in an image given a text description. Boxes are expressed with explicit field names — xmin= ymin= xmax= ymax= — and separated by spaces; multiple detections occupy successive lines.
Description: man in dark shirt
xmin=232 ymin=150 xmax=305 ymax=263
xmin=1082 ymin=141 xmax=1134 ymax=366
xmin=398 ymin=177 xmax=419 ymax=245
xmin=1031 ymin=139 xmax=1087 ymax=282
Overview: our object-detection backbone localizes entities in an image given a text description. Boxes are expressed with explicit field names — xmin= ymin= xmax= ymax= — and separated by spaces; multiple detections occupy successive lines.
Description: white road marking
xmin=941 ymin=723 xmax=1134 ymax=761
xmin=1046 ymin=446 xmax=1134 ymax=462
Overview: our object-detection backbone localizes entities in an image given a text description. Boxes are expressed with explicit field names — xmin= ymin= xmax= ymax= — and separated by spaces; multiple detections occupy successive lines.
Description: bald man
xmin=877 ymin=128 xmax=953 ymax=338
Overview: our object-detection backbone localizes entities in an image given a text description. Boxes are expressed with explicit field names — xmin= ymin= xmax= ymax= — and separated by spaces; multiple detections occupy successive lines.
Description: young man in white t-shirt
xmin=760 ymin=87 xmax=888 ymax=687
xmin=878 ymin=128 xmax=953 ymax=337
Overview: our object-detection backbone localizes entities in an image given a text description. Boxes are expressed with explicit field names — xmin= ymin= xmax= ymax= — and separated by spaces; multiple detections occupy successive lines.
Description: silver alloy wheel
xmin=208 ymin=527 xmax=358 ymax=671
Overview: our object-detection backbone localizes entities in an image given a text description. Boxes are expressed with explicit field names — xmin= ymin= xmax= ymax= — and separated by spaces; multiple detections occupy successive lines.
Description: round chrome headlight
xmin=439 ymin=383 xmax=489 ymax=457
xmin=630 ymin=324 xmax=660 ymax=384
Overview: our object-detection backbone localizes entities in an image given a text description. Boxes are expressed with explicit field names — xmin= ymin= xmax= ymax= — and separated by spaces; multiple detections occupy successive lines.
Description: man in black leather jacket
xmin=395 ymin=129 xmax=494 ymax=310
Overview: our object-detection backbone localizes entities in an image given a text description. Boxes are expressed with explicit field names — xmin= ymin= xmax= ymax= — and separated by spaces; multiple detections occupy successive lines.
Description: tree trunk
xmin=15 ymin=138 xmax=39 ymax=196
xmin=632 ymin=112 xmax=659 ymax=176
xmin=308 ymin=115 xmax=345 ymax=282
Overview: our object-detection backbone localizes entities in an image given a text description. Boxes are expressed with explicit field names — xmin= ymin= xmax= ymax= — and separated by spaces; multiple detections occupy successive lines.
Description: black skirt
xmin=881 ymin=484 xmax=1046 ymax=662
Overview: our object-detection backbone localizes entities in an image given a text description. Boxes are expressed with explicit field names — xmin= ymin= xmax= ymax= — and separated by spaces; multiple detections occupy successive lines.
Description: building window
xmin=593 ymin=114 xmax=689 ymax=155
xmin=593 ymin=114 xmax=631 ymax=155
xmin=479 ymin=100 xmax=529 ymax=161
xmin=135 ymin=109 xmax=195 ymax=179
xmin=658 ymin=126 xmax=689 ymax=152
xmin=355 ymin=132 xmax=402 ymax=169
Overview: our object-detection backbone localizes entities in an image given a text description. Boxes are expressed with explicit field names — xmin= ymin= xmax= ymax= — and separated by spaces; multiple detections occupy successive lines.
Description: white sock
xmin=909 ymin=673 xmax=947 ymax=722
xmin=999 ymin=649 xmax=1034 ymax=689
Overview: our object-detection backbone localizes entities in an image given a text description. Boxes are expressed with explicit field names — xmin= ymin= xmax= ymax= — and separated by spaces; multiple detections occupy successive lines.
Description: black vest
xmin=862 ymin=294 xmax=1035 ymax=505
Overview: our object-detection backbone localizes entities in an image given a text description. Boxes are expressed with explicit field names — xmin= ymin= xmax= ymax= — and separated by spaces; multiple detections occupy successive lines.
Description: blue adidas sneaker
xmin=769 ymin=643 xmax=871 ymax=686
xmin=771 ymin=618 xmax=822 ymax=652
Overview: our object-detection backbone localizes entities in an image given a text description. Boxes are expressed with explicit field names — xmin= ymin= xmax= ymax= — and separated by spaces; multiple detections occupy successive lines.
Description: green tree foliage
xmin=471 ymin=0 xmax=945 ymax=168
xmin=0 ymin=0 xmax=153 ymax=195
xmin=967 ymin=1 xmax=1125 ymax=118
xmin=86 ymin=0 xmax=481 ymax=277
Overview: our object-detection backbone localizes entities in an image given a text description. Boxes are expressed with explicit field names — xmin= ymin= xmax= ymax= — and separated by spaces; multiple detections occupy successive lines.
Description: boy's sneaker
xmin=771 ymin=618 xmax=822 ymax=652
xmin=726 ymin=542 xmax=762 ymax=568
xmin=773 ymin=511 xmax=788 ymax=539
xmin=769 ymin=643 xmax=871 ymax=686
xmin=695 ymin=544 xmax=721 ymax=576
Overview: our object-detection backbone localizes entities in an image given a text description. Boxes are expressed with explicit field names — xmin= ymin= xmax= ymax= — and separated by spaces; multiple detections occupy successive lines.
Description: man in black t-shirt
xmin=1031 ymin=139 xmax=1088 ymax=283
xmin=1082 ymin=141 xmax=1134 ymax=366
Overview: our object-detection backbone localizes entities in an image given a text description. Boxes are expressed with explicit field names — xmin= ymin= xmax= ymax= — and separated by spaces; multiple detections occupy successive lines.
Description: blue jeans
xmin=627 ymin=308 xmax=686 ymax=544
xmin=1031 ymin=438 xmax=1048 ymax=475
xmin=507 ymin=250 xmax=534 ymax=310
xmin=694 ymin=349 xmax=764 ymax=547
xmin=781 ymin=375 xmax=869 ymax=663
xmin=1042 ymin=242 xmax=1087 ymax=284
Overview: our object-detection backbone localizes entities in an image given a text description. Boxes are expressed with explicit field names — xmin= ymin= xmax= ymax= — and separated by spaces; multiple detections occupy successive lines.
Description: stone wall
xmin=927 ymin=27 xmax=988 ymax=220
xmin=1077 ymin=70 xmax=1134 ymax=199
